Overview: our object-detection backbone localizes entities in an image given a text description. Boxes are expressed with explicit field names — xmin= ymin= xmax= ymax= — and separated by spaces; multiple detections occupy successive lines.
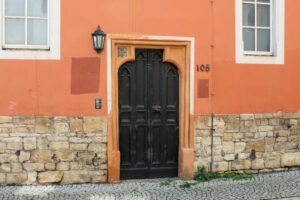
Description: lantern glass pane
xmin=97 ymin=35 xmax=103 ymax=48
xmin=93 ymin=36 xmax=97 ymax=48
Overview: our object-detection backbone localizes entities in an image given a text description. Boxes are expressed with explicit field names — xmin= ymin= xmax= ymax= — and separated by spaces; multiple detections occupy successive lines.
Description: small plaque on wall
xmin=118 ymin=47 xmax=128 ymax=58
xmin=198 ymin=79 xmax=209 ymax=98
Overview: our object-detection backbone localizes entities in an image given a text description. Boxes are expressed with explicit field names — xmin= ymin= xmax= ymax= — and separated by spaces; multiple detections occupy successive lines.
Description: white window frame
xmin=2 ymin=0 xmax=50 ymax=50
xmin=0 ymin=0 xmax=60 ymax=59
xmin=236 ymin=0 xmax=285 ymax=64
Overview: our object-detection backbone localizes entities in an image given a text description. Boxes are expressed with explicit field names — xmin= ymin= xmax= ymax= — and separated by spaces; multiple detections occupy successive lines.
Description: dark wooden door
xmin=119 ymin=49 xmax=179 ymax=179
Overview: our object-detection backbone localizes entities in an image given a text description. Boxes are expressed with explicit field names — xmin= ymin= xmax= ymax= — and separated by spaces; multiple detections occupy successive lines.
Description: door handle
xmin=153 ymin=106 xmax=161 ymax=112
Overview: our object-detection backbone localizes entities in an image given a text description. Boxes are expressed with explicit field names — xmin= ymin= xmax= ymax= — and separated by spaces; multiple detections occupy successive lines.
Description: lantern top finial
xmin=92 ymin=25 xmax=106 ymax=36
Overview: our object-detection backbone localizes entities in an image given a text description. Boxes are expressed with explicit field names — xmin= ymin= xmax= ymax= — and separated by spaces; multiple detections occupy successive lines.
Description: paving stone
xmin=0 ymin=171 xmax=299 ymax=199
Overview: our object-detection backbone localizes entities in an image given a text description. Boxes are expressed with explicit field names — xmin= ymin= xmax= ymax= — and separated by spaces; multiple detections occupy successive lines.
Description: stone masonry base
xmin=0 ymin=116 xmax=107 ymax=185
xmin=194 ymin=112 xmax=300 ymax=173
xmin=0 ymin=112 xmax=299 ymax=185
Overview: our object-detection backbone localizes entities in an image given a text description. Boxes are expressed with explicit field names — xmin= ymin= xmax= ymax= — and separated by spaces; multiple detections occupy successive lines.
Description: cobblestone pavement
xmin=0 ymin=171 xmax=299 ymax=200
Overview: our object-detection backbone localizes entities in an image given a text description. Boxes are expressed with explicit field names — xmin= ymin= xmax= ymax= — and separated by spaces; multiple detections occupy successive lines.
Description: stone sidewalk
xmin=0 ymin=171 xmax=299 ymax=200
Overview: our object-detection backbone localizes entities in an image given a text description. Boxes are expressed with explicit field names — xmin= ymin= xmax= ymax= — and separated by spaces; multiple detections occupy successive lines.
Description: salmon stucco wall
xmin=0 ymin=0 xmax=300 ymax=117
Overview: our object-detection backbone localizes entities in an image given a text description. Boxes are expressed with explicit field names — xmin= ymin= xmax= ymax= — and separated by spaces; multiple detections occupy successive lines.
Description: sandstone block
xmin=269 ymin=119 xmax=280 ymax=126
xmin=35 ymin=117 xmax=54 ymax=134
xmin=281 ymin=152 xmax=300 ymax=167
xmin=54 ymin=117 xmax=68 ymax=121
xmin=2 ymin=137 xmax=22 ymax=143
xmin=222 ymin=141 xmax=234 ymax=154
xmin=274 ymin=142 xmax=298 ymax=151
xmin=265 ymin=137 xmax=275 ymax=152
xmin=24 ymin=137 xmax=36 ymax=150
xmin=14 ymin=116 xmax=35 ymax=125
xmin=0 ymin=116 xmax=12 ymax=124
xmin=252 ymin=159 xmax=264 ymax=169
xmin=246 ymin=140 xmax=265 ymax=152
xmin=282 ymin=113 xmax=300 ymax=119
xmin=56 ymin=162 xmax=69 ymax=170
xmin=38 ymin=171 xmax=63 ymax=183
xmin=88 ymin=143 xmax=106 ymax=153
xmin=195 ymin=129 xmax=210 ymax=137
xmin=31 ymin=150 xmax=52 ymax=163
xmin=54 ymin=122 xmax=69 ymax=133
xmin=27 ymin=172 xmax=37 ymax=184
xmin=70 ymin=162 xmax=82 ymax=170
xmin=231 ymin=160 xmax=251 ymax=170
xmin=23 ymin=163 xmax=44 ymax=171
xmin=194 ymin=115 xmax=211 ymax=129
xmin=276 ymin=137 xmax=287 ymax=142
xmin=259 ymin=169 xmax=273 ymax=173
xmin=37 ymin=137 xmax=49 ymax=149
xmin=55 ymin=151 xmax=75 ymax=162
xmin=265 ymin=157 xmax=280 ymax=169
xmin=45 ymin=163 xmax=56 ymax=171
xmin=0 ymin=164 xmax=11 ymax=172
xmin=0 ymin=143 xmax=6 ymax=153
xmin=0 ymin=173 xmax=5 ymax=184
xmin=69 ymin=137 xmax=92 ymax=143
xmin=224 ymin=154 xmax=235 ymax=161
xmin=11 ymin=163 xmax=22 ymax=172
xmin=213 ymin=162 xmax=228 ymax=172
xmin=70 ymin=144 xmax=88 ymax=151
xmin=70 ymin=118 xmax=83 ymax=132
xmin=0 ymin=154 xmax=18 ymax=162
xmin=94 ymin=137 xmax=106 ymax=143
xmin=235 ymin=142 xmax=246 ymax=153
xmin=258 ymin=126 xmax=274 ymax=132
xmin=50 ymin=142 xmax=69 ymax=150
xmin=7 ymin=173 xmax=27 ymax=184
xmin=19 ymin=151 xmax=30 ymax=162
xmin=7 ymin=142 xmax=22 ymax=150
xmin=240 ymin=114 xmax=254 ymax=120
xmin=61 ymin=171 xmax=90 ymax=184
xmin=90 ymin=171 xmax=106 ymax=183
xmin=83 ymin=117 xmax=107 ymax=133
xmin=47 ymin=136 xmax=68 ymax=141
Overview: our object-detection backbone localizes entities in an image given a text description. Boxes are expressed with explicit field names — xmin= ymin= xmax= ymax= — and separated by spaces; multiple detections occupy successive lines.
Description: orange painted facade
xmin=0 ymin=0 xmax=300 ymax=117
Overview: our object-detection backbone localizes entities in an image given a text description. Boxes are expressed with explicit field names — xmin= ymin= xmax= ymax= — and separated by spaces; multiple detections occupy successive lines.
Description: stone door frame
xmin=106 ymin=34 xmax=195 ymax=183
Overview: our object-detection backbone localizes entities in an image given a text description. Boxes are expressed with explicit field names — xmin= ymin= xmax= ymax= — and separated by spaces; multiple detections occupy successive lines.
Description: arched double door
xmin=118 ymin=49 xmax=179 ymax=179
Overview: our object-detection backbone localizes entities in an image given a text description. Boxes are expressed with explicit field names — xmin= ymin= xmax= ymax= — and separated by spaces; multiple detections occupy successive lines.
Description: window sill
xmin=2 ymin=45 xmax=50 ymax=51
xmin=243 ymin=52 xmax=273 ymax=57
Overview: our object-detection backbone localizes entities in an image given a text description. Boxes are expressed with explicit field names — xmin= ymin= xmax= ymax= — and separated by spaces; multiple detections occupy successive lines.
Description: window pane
xmin=257 ymin=5 xmax=270 ymax=27
xmin=5 ymin=0 xmax=25 ymax=16
xmin=27 ymin=0 xmax=47 ymax=17
xmin=257 ymin=0 xmax=270 ymax=3
xmin=243 ymin=3 xmax=255 ymax=26
xmin=5 ymin=18 xmax=25 ymax=44
xmin=257 ymin=29 xmax=270 ymax=52
xmin=27 ymin=19 xmax=47 ymax=45
xmin=243 ymin=28 xmax=255 ymax=51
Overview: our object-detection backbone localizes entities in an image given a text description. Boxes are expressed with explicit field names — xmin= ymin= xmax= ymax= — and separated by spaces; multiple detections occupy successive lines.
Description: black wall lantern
xmin=92 ymin=26 xmax=106 ymax=53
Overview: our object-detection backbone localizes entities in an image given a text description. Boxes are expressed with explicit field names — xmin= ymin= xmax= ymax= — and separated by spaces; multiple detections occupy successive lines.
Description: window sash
xmin=242 ymin=0 xmax=272 ymax=55
xmin=2 ymin=0 xmax=50 ymax=49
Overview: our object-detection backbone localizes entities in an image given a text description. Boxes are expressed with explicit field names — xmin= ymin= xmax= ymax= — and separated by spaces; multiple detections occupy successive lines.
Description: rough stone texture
xmin=281 ymin=152 xmax=300 ymax=167
xmin=61 ymin=171 xmax=90 ymax=184
xmin=38 ymin=171 xmax=63 ymax=183
xmin=0 ymin=116 xmax=107 ymax=185
xmin=7 ymin=173 xmax=27 ymax=184
xmin=31 ymin=150 xmax=52 ymax=163
xmin=194 ymin=112 xmax=300 ymax=173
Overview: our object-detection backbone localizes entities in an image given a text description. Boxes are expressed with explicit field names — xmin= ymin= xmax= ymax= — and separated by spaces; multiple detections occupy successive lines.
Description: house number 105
xmin=197 ymin=64 xmax=210 ymax=72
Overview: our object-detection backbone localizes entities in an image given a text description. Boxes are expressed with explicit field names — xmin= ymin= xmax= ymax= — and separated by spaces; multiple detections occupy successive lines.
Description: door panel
xmin=119 ymin=49 xmax=179 ymax=179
